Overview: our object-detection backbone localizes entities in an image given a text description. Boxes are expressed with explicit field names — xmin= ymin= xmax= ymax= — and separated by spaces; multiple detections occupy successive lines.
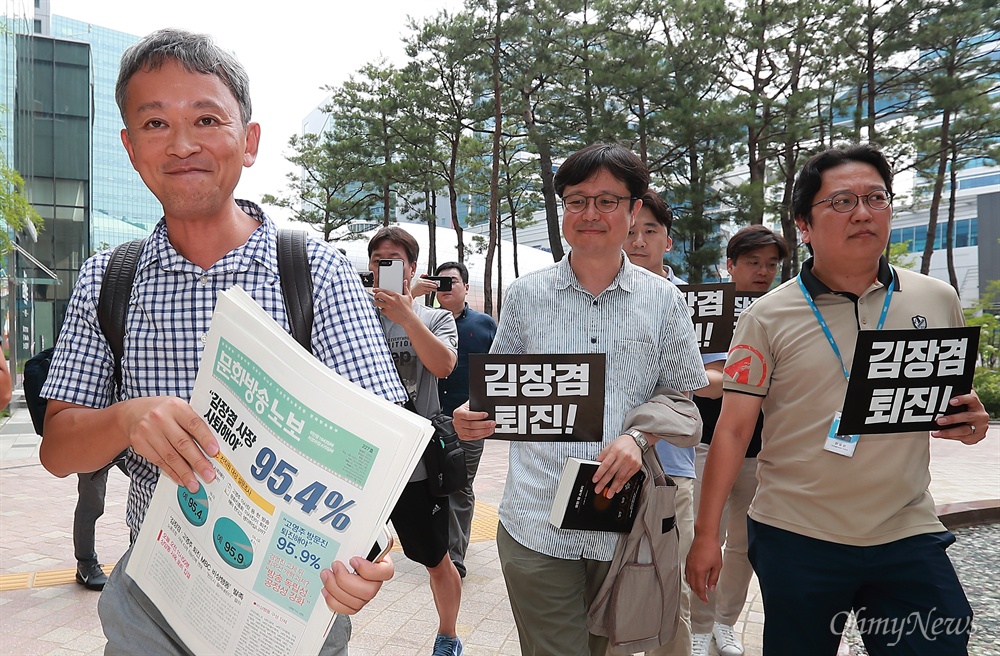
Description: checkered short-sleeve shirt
xmin=41 ymin=201 xmax=406 ymax=539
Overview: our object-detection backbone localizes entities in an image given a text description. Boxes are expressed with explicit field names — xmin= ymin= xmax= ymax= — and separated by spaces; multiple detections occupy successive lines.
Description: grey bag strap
xmin=276 ymin=229 xmax=314 ymax=353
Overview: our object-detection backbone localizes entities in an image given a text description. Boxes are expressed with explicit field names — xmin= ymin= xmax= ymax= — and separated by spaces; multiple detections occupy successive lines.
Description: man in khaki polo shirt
xmin=686 ymin=143 xmax=990 ymax=656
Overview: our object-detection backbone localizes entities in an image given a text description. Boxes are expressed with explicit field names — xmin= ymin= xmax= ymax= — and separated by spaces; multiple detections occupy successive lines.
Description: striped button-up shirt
xmin=42 ymin=201 xmax=407 ymax=540
xmin=493 ymin=254 xmax=707 ymax=561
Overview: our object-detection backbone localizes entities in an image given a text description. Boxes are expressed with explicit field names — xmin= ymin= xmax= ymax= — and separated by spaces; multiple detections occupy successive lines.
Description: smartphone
xmin=359 ymin=271 xmax=374 ymax=288
xmin=425 ymin=276 xmax=453 ymax=292
xmin=378 ymin=259 xmax=405 ymax=295
xmin=365 ymin=526 xmax=394 ymax=562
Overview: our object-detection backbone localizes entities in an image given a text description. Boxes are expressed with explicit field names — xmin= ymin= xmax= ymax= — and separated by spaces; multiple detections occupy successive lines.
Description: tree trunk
xmin=637 ymin=93 xmax=648 ymax=165
xmin=496 ymin=229 xmax=503 ymax=318
xmin=920 ymin=108 xmax=950 ymax=275
xmin=426 ymin=183 xmax=437 ymax=283
xmin=745 ymin=0 xmax=769 ymax=225
xmin=865 ymin=0 xmax=877 ymax=142
xmin=946 ymin=144 xmax=959 ymax=294
xmin=382 ymin=117 xmax=392 ymax=227
xmin=779 ymin=143 xmax=797 ymax=282
xmin=522 ymin=91 xmax=564 ymax=261
xmin=512 ymin=222 xmax=521 ymax=279
xmin=485 ymin=15 xmax=502 ymax=316
xmin=448 ymin=134 xmax=465 ymax=264
xmin=688 ymin=148 xmax=704 ymax=283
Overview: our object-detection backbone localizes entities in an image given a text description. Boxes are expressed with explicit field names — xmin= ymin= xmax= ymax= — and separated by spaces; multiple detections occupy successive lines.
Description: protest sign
xmin=676 ymin=283 xmax=736 ymax=354
xmin=468 ymin=353 xmax=606 ymax=441
xmin=838 ymin=327 xmax=979 ymax=435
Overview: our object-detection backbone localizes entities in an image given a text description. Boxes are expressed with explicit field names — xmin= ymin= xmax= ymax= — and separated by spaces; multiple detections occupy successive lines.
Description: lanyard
xmin=797 ymin=270 xmax=894 ymax=381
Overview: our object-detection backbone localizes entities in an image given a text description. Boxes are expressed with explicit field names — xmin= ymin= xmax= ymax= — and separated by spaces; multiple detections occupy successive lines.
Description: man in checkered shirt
xmin=38 ymin=28 xmax=404 ymax=656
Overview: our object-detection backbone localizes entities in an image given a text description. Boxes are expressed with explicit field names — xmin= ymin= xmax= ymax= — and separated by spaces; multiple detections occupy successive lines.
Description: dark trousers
xmin=448 ymin=437 xmax=484 ymax=576
xmin=748 ymin=517 xmax=972 ymax=656
xmin=74 ymin=471 xmax=107 ymax=566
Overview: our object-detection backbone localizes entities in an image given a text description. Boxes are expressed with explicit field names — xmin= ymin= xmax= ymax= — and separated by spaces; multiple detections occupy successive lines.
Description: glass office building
xmin=51 ymin=16 xmax=160 ymax=244
xmin=4 ymin=31 xmax=91 ymax=362
xmin=2 ymin=12 xmax=159 ymax=369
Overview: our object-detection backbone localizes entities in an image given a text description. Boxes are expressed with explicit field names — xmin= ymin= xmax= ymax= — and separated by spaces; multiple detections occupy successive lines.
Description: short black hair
xmin=554 ymin=143 xmax=649 ymax=203
xmin=792 ymin=143 xmax=893 ymax=226
xmin=368 ymin=226 xmax=419 ymax=264
xmin=435 ymin=261 xmax=468 ymax=284
xmin=727 ymin=225 xmax=790 ymax=262
xmin=639 ymin=191 xmax=673 ymax=235
xmin=116 ymin=28 xmax=252 ymax=127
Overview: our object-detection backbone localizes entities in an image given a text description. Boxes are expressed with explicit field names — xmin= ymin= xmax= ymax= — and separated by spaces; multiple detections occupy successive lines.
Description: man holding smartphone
xmin=433 ymin=261 xmax=498 ymax=579
xmin=367 ymin=227 xmax=465 ymax=656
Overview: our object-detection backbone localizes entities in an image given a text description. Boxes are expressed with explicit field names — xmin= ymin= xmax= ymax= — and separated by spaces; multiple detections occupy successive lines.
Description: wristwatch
xmin=625 ymin=429 xmax=649 ymax=453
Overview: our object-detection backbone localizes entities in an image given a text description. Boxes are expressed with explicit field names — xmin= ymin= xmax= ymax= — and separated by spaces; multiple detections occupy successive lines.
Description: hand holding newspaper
xmin=126 ymin=286 xmax=431 ymax=656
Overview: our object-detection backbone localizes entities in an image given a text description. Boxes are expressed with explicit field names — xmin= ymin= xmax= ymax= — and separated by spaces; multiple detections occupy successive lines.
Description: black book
xmin=548 ymin=457 xmax=646 ymax=532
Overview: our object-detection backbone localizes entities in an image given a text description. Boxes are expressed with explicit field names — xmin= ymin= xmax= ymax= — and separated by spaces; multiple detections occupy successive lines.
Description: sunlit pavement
xmin=2 ymin=389 xmax=997 ymax=655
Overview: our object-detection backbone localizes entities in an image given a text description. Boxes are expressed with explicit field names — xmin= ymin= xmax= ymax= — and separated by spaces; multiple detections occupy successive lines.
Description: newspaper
xmin=126 ymin=286 xmax=430 ymax=656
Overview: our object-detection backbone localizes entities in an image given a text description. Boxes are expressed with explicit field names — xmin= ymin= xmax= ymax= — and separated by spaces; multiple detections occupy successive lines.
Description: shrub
xmin=974 ymin=367 xmax=1000 ymax=420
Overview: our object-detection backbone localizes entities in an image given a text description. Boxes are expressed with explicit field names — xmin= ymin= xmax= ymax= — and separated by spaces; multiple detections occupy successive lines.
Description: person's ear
xmin=796 ymin=216 xmax=811 ymax=244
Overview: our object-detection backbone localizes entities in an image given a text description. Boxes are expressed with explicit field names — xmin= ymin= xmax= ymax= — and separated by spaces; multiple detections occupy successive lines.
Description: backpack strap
xmin=97 ymin=238 xmax=146 ymax=393
xmin=276 ymin=229 xmax=314 ymax=353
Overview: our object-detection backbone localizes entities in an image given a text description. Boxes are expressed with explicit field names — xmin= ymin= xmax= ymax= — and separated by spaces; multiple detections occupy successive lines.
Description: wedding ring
xmin=970 ymin=424 xmax=976 ymax=434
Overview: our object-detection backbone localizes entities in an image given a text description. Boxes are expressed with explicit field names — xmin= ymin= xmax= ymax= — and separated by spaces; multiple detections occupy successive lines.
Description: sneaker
xmin=432 ymin=632 xmax=463 ymax=656
xmin=692 ymin=632 xmax=712 ymax=656
xmin=713 ymin=622 xmax=744 ymax=656
xmin=76 ymin=562 xmax=108 ymax=591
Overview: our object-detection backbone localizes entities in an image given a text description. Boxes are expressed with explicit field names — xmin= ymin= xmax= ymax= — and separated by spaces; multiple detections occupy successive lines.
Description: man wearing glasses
xmin=453 ymin=143 xmax=707 ymax=656
xmin=687 ymin=143 xmax=989 ymax=655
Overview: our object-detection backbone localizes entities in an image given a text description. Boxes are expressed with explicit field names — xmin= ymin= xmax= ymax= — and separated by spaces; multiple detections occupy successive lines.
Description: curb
xmin=936 ymin=499 xmax=1000 ymax=530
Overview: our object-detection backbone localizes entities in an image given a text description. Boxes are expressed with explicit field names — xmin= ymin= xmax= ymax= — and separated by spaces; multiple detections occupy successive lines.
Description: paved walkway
xmin=1 ymin=389 xmax=997 ymax=655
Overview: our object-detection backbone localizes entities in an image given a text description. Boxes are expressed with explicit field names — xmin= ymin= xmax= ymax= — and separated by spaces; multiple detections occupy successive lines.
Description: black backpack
xmin=22 ymin=230 xmax=314 ymax=438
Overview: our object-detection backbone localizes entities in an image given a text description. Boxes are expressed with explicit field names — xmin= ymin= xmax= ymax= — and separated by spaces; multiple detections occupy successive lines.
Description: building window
xmin=34 ymin=19 xmax=42 ymax=33
xmin=960 ymin=173 xmax=1000 ymax=191
xmin=890 ymin=218 xmax=979 ymax=252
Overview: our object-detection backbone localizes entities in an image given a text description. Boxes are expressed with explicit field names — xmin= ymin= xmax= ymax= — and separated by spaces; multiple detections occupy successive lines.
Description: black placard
xmin=469 ymin=353 xmax=606 ymax=441
xmin=676 ymin=283 xmax=737 ymax=354
xmin=838 ymin=327 xmax=980 ymax=435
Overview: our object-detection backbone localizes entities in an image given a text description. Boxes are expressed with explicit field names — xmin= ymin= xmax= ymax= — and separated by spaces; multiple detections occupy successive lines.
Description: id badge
xmin=824 ymin=411 xmax=859 ymax=458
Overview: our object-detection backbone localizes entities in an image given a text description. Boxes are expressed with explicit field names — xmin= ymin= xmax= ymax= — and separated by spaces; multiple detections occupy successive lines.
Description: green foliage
xmin=2 ymin=92 xmax=43 ymax=251
xmin=965 ymin=280 xmax=1000 ymax=369
xmin=282 ymin=0 xmax=999 ymax=286
xmin=973 ymin=368 xmax=1000 ymax=420
xmin=907 ymin=0 xmax=1000 ymax=278
xmin=262 ymin=131 xmax=379 ymax=242
xmin=965 ymin=281 xmax=1000 ymax=419
xmin=0 ymin=147 xmax=43 ymax=253
xmin=887 ymin=241 xmax=918 ymax=270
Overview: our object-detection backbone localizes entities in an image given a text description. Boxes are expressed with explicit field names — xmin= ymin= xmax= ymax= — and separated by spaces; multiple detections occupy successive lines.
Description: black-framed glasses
xmin=812 ymin=190 xmax=893 ymax=213
xmin=561 ymin=194 xmax=635 ymax=214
